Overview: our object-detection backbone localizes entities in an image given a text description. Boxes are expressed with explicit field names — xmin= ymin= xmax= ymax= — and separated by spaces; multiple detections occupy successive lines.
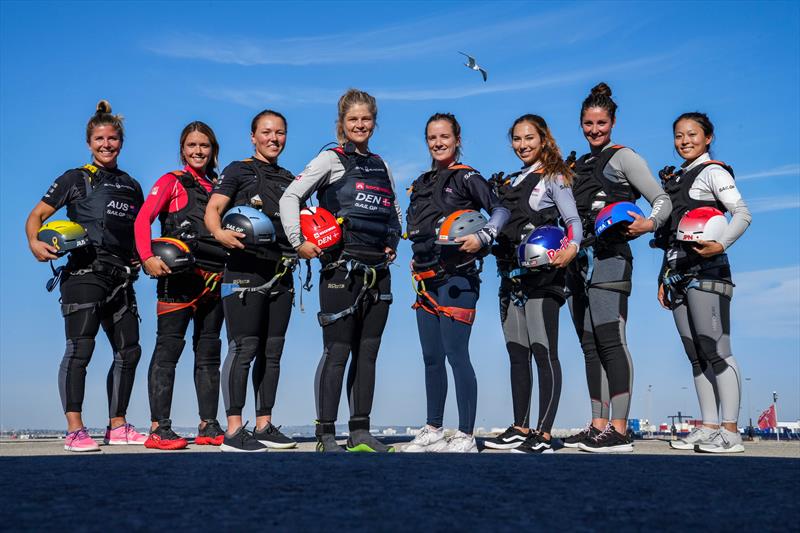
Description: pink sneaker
xmin=104 ymin=423 xmax=147 ymax=445
xmin=64 ymin=428 xmax=101 ymax=452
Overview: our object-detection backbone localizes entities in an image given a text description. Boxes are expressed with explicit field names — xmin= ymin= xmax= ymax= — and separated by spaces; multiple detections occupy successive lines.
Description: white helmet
xmin=676 ymin=207 xmax=727 ymax=243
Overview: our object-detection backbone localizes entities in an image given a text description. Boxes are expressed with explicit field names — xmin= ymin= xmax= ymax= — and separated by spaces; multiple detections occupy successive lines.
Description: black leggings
xmin=220 ymin=259 xmax=293 ymax=417
xmin=314 ymin=264 xmax=391 ymax=434
xmin=147 ymin=271 xmax=223 ymax=422
xmin=499 ymin=284 xmax=562 ymax=433
xmin=58 ymin=270 xmax=141 ymax=418
xmin=566 ymin=247 xmax=634 ymax=421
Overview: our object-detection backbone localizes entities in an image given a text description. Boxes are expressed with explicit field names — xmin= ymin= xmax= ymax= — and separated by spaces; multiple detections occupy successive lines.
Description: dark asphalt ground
xmin=1 ymin=449 xmax=798 ymax=531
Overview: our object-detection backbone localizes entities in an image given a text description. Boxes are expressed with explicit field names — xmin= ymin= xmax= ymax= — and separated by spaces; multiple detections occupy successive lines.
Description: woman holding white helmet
xmin=654 ymin=112 xmax=752 ymax=453
xmin=483 ymin=114 xmax=581 ymax=454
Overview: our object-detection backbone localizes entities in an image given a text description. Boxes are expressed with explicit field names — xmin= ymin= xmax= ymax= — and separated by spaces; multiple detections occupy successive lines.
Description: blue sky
xmin=1 ymin=1 xmax=798 ymax=431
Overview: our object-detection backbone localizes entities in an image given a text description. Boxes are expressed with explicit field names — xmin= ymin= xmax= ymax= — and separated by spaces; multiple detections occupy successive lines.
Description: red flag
xmin=758 ymin=404 xmax=777 ymax=429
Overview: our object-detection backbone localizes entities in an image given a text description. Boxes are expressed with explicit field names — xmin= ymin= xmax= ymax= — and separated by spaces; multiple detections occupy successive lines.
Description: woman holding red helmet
xmin=654 ymin=112 xmax=752 ymax=453
xmin=279 ymin=89 xmax=402 ymax=453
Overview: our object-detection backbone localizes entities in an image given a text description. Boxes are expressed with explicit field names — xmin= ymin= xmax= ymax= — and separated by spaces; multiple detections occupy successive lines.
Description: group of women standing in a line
xmin=26 ymin=81 xmax=752 ymax=454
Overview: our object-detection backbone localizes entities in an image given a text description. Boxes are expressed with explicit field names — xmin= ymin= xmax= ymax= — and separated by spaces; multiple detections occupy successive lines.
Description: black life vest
xmin=66 ymin=164 xmax=140 ymax=262
xmin=318 ymin=145 xmax=396 ymax=255
xmin=492 ymin=170 xmax=559 ymax=263
xmin=231 ymin=158 xmax=297 ymax=254
xmin=158 ymin=170 xmax=226 ymax=269
xmin=653 ymin=160 xmax=732 ymax=250
xmin=571 ymin=145 xmax=641 ymax=243
xmin=405 ymin=164 xmax=479 ymax=263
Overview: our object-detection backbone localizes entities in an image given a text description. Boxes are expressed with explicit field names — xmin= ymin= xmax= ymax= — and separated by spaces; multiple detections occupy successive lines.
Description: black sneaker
xmin=195 ymin=419 xmax=225 ymax=446
xmin=483 ymin=425 xmax=531 ymax=450
xmin=253 ymin=423 xmax=297 ymax=449
xmin=563 ymin=424 xmax=601 ymax=448
xmin=511 ymin=432 xmax=554 ymax=454
xmin=346 ymin=429 xmax=395 ymax=453
xmin=220 ymin=423 xmax=268 ymax=453
xmin=578 ymin=424 xmax=634 ymax=453
xmin=316 ymin=433 xmax=346 ymax=453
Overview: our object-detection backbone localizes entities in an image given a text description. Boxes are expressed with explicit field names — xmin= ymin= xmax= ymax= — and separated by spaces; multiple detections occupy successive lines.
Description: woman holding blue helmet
xmin=484 ymin=114 xmax=581 ymax=454
xmin=204 ymin=110 xmax=298 ymax=452
xmin=563 ymin=83 xmax=671 ymax=453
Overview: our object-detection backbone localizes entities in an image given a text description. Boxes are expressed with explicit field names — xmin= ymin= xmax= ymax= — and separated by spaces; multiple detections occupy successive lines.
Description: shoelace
xmin=593 ymin=424 xmax=615 ymax=443
xmin=69 ymin=427 xmax=91 ymax=441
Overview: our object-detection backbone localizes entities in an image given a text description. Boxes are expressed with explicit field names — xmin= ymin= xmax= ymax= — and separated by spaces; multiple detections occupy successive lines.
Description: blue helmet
xmin=222 ymin=206 xmax=276 ymax=246
xmin=517 ymin=225 xmax=568 ymax=269
xmin=594 ymin=201 xmax=644 ymax=240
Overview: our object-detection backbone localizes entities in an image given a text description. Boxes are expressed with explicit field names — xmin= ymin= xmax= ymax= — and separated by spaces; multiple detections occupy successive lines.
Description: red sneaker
xmin=144 ymin=421 xmax=188 ymax=450
xmin=195 ymin=419 xmax=225 ymax=446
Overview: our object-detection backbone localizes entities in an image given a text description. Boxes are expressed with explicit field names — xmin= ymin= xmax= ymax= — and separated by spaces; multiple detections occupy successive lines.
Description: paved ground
xmin=1 ymin=438 xmax=798 ymax=531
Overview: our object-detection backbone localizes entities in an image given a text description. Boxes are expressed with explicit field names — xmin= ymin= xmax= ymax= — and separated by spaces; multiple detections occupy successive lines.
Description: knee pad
xmin=227 ymin=335 xmax=260 ymax=363
xmin=62 ymin=337 xmax=96 ymax=367
xmin=506 ymin=341 xmax=530 ymax=365
xmin=152 ymin=335 xmax=186 ymax=367
xmin=697 ymin=334 xmax=729 ymax=375
xmin=679 ymin=336 xmax=703 ymax=376
xmin=531 ymin=342 xmax=552 ymax=365
xmin=594 ymin=322 xmax=624 ymax=350
xmin=117 ymin=344 xmax=142 ymax=367
xmin=263 ymin=336 xmax=286 ymax=359
xmin=195 ymin=337 xmax=222 ymax=366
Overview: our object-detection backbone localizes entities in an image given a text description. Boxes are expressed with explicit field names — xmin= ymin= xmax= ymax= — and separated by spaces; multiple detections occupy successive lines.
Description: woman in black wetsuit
xmin=205 ymin=110 xmax=298 ymax=452
xmin=25 ymin=100 xmax=146 ymax=452
xmin=279 ymin=89 xmax=402 ymax=453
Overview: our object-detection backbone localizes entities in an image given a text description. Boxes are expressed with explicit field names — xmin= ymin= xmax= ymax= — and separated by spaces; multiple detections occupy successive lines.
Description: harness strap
xmin=60 ymin=277 xmax=135 ymax=323
xmin=221 ymin=257 xmax=295 ymax=301
xmin=317 ymin=258 xmax=387 ymax=326
xmin=157 ymin=270 xmax=222 ymax=316
xmin=686 ymin=279 xmax=733 ymax=298
xmin=411 ymin=277 xmax=476 ymax=325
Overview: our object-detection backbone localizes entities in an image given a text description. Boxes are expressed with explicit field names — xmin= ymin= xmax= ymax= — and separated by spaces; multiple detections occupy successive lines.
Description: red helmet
xmin=676 ymin=207 xmax=727 ymax=243
xmin=300 ymin=207 xmax=342 ymax=249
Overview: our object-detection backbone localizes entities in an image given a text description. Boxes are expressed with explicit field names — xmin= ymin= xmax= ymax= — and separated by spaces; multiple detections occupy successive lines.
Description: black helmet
xmin=37 ymin=220 xmax=89 ymax=256
xmin=151 ymin=238 xmax=195 ymax=272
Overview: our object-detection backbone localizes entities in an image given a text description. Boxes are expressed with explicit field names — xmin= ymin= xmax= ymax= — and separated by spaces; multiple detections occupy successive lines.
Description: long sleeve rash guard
xmin=511 ymin=162 xmax=583 ymax=248
xmin=279 ymin=149 xmax=403 ymax=250
xmin=134 ymin=165 xmax=213 ymax=261
xmin=681 ymin=153 xmax=752 ymax=250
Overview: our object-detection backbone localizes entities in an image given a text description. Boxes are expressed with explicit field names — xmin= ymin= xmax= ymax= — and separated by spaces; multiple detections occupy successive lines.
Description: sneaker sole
xmin=483 ymin=440 xmax=525 ymax=450
xmin=561 ymin=441 xmax=583 ymax=449
xmin=578 ymin=443 xmax=634 ymax=453
xmin=195 ymin=436 xmax=224 ymax=446
xmin=510 ymin=448 xmax=554 ymax=454
xmin=219 ymin=443 xmax=268 ymax=453
xmin=694 ymin=444 xmax=745 ymax=454
xmin=103 ymin=440 xmax=146 ymax=445
xmin=144 ymin=441 xmax=188 ymax=450
xmin=403 ymin=443 xmax=447 ymax=453
xmin=346 ymin=443 xmax=396 ymax=453
xmin=257 ymin=440 xmax=298 ymax=450
xmin=669 ymin=441 xmax=694 ymax=450
xmin=64 ymin=445 xmax=101 ymax=452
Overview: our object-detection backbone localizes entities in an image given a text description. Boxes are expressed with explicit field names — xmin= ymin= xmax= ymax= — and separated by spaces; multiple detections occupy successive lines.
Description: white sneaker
xmin=695 ymin=428 xmax=745 ymax=454
xmin=403 ymin=425 xmax=447 ymax=453
xmin=439 ymin=431 xmax=479 ymax=453
xmin=670 ymin=426 xmax=718 ymax=450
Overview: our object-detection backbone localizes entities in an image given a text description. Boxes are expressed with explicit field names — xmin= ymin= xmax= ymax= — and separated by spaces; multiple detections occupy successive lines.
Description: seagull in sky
xmin=459 ymin=51 xmax=487 ymax=82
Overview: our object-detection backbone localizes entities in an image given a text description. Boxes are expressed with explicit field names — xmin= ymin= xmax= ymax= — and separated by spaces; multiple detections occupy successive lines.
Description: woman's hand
xmin=692 ymin=240 xmax=724 ymax=258
xmin=455 ymin=233 xmax=483 ymax=254
xmin=297 ymin=241 xmax=322 ymax=260
xmin=144 ymin=256 xmax=171 ymax=277
xmin=551 ymin=243 xmax=578 ymax=268
xmin=657 ymin=283 xmax=672 ymax=310
xmin=29 ymin=239 xmax=59 ymax=262
xmin=213 ymin=228 xmax=246 ymax=249
xmin=626 ymin=212 xmax=655 ymax=237
xmin=384 ymin=246 xmax=397 ymax=263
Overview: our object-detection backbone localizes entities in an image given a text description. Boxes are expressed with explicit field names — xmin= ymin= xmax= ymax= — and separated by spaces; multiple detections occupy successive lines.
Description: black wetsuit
xmin=42 ymin=164 xmax=144 ymax=418
xmin=214 ymin=158 xmax=296 ymax=418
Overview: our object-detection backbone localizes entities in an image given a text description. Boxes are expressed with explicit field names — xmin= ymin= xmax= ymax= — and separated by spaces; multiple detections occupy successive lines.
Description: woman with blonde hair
xmin=484 ymin=114 xmax=581 ymax=454
xmin=279 ymin=89 xmax=402 ymax=452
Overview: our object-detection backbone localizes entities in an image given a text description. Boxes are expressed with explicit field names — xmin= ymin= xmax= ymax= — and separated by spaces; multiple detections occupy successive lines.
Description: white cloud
xmin=204 ymin=53 xmax=672 ymax=107
xmin=733 ymin=265 xmax=800 ymax=338
xmin=746 ymin=196 xmax=800 ymax=214
xmin=738 ymin=164 xmax=799 ymax=181
xmin=145 ymin=8 xmax=594 ymax=67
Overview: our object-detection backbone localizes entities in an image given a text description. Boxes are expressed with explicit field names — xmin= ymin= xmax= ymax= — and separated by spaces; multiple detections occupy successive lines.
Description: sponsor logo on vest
xmin=354 ymin=165 xmax=384 ymax=173
xmin=355 ymin=192 xmax=389 ymax=211
xmin=106 ymin=201 xmax=136 ymax=218
xmin=327 ymin=283 xmax=346 ymax=289
xmin=355 ymin=182 xmax=392 ymax=195
xmin=103 ymin=182 xmax=136 ymax=191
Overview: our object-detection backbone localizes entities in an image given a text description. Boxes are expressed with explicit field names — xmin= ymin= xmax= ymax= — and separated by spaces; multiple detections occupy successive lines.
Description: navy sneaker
xmin=220 ymin=424 xmax=268 ymax=453
xmin=253 ymin=423 xmax=297 ymax=449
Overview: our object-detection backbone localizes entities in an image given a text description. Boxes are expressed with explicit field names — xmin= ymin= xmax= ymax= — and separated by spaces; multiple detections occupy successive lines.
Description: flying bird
xmin=459 ymin=51 xmax=487 ymax=82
